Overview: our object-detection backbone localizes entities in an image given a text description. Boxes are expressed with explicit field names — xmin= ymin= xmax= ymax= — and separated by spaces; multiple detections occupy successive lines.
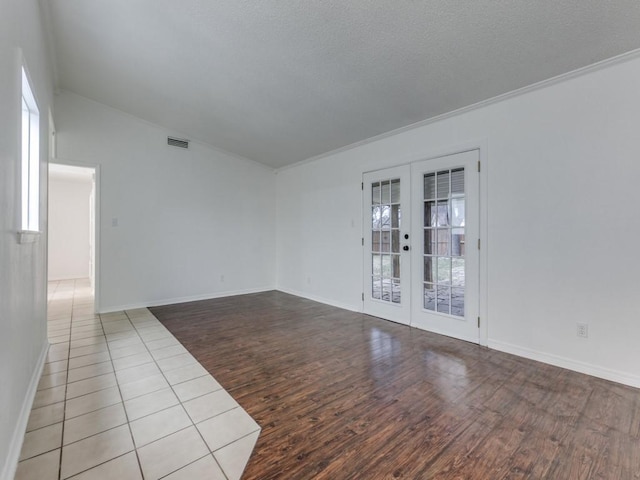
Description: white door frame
xmin=362 ymin=140 xmax=489 ymax=346
xmin=48 ymin=158 xmax=101 ymax=313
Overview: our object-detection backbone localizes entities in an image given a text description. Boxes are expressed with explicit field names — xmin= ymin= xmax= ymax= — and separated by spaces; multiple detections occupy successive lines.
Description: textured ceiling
xmin=46 ymin=0 xmax=640 ymax=168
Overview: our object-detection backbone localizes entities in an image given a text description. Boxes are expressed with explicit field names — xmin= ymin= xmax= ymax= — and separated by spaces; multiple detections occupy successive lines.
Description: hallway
xmin=13 ymin=280 xmax=259 ymax=480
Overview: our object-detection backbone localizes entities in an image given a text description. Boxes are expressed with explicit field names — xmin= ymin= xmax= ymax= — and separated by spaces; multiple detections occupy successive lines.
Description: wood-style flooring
xmin=150 ymin=291 xmax=640 ymax=479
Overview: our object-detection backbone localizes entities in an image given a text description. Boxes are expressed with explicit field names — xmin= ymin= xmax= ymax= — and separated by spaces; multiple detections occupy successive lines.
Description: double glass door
xmin=362 ymin=150 xmax=480 ymax=343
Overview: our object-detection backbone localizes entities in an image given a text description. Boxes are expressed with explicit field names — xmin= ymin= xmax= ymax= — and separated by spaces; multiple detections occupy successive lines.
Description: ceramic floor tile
xmin=157 ymin=353 xmax=197 ymax=372
xmin=49 ymin=335 xmax=71 ymax=344
xmin=105 ymin=330 xmax=138 ymax=342
xmin=109 ymin=343 xmax=148 ymax=360
xmin=124 ymin=387 xmax=179 ymax=421
xmin=108 ymin=336 xmax=143 ymax=350
xmin=163 ymin=454 xmax=226 ymax=480
xmin=137 ymin=426 xmax=209 ymax=480
xmin=197 ymin=407 xmax=260 ymax=452
xmin=66 ymin=372 xmax=117 ymax=399
xmin=102 ymin=321 xmax=134 ymax=334
xmin=129 ymin=404 xmax=192 ymax=447
xmin=183 ymin=389 xmax=238 ymax=424
xmin=214 ymin=430 xmax=260 ymax=480
xmin=69 ymin=343 xmax=108 ymax=358
xmin=42 ymin=360 xmax=68 ymax=375
xmin=68 ymin=351 xmax=111 ymax=370
xmin=70 ymin=329 xmax=103 ymax=341
xmin=144 ymin=337 xmax=180 ymax=351
xmin=69 ymin=335 xmax=106 ymax=349
xmin=68 ymin=452 xmax=142 ymax=480
xmin=38 ymin=371 xmax=68 ymax=390
xmin=149 ymin=344 xmax=188 ymax=361
xmin=46 ymin=349 xmax=69 ymax=363
xmin=33 ymin=386 xmax=66 ymax=409
xmin=112 ymin=351 xmax=154 ymax=371
xmin=19 ymin=423 xmax=63 ymax=461
xmin=67 ymin=361 xmax=114 ymax=383
xmin=172 ymin=375 xmax=223 ymax=403
xmin=164 ymin=363 xmax=209 ymax=386
xmin=27 ymin=402 xmax=65 ymax=432
xmin=60 ymin=424 xmax=134 ymax=479
xmin=14 ymin=449 xmax=60 ymax=480
xmin=65 ymin=386 xmax=122 ymax=419
xmin=64 ymin=403 xmax=127 ymax=445
xmin=119 ymin=374 xmax=170 ymax=401
xmin=115 ymin=362 xmax=161 ymax=385
xmin=138 ymin=329 xmax=172 ymax=342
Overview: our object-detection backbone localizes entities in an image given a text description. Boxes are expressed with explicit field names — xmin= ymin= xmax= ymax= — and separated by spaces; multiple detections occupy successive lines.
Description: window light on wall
xmin=21 ymin=66 xmax=40 ymax=234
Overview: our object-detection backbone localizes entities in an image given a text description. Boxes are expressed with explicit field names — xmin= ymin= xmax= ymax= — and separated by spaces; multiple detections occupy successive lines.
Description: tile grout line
xmin=125 ymin=309 xmax=231 ymax=480
xmin=100 ymin=310 xmax=146 ymax=480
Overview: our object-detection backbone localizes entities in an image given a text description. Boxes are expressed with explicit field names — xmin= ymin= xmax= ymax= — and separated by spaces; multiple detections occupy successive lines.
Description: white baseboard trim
xmin=1 ymin=342 xmax=49 ymax=480
xmin=488 ymin=339 xmax=640 ymax=389
xmin=276 ymin=287 xmax=361 ymax=313
xmin=98 ymin=286 xmax=276 ymax=313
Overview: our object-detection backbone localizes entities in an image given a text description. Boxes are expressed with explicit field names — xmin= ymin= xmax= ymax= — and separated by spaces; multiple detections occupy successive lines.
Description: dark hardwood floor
xmin=150 ymin=291 xmax=640 ymax=479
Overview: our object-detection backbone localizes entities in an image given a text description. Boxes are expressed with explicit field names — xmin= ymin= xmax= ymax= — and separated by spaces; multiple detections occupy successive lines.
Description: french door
xmin=363 ymin=166 xmax=412 ymax=325
xmin=363 ymin=150 xmax=480 ymax=343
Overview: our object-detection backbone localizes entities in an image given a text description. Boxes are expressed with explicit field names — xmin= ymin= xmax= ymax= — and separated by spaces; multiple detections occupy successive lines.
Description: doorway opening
xmin=48 ymin=163 xmax=97 ymax=321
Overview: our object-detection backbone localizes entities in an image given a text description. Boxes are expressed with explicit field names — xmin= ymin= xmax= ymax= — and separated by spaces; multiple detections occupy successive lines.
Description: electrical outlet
xmin=577 ymin=323 xmax=588 ymax=338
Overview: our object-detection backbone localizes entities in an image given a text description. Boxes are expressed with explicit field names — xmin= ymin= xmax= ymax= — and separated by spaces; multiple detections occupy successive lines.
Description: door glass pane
xmin=424 ymin=173 xmax=436 ymax=200
xmin=381 ymin=231 xmax=391 ymax=252
xmin=391 ymin=230 xmax=400 ymax=253
xmin=372 ymin=182 xmax=381 ymax=204
xmin=424 ymin=229 xmax=436 ymax=255
xmin=381 ymin=180 xmax=391 ymax=204
xmin=424 ymin=283 xmax=436 ymax=310
xmin=372 ymin=206 xmax=381 ymax=229
xmin=436 ymin=171 xmax=450 ymax=198
xmin=381 ymin=255 xmax=392 ymax=277
xmin=452 ymin=258 xmax=465 ymax=286
xmin=391 ymin=205 xmax=401 ymax=228
xmin=380 ymin=206 xmax=391 ymax=229
xmin=437 ymin=286 xmax=451 ymax=314
xmin=372 ymin=231 xmax=381 ymax=252
xmin=372 ymin=277 xmax=381 ymax=299
xmin=392 ymin=279 xmax=401 ymax=304
xmin=436 ymin=229 xmax=450 ymax=255
xmin=423 ymin=168 xmax=465 ymax=317
xmin=451 ymin=287 xmax=464 ymax=316
xmin=436 ymin=201 xmax=449 ymax=227
xmin=451 ymin=168 xmax=464 ymax=195
xmin=370 ymin=177 xmax=402 ymax=305
xmin=391 ymin=179 xmax=401 ymax=203
xmin=424 ymin=201 xmax=436 ymax=227
xmin=437 ymin=257 xmax=451 ymax=284
xmin=392 ymin=255 xmax=401 ymax=278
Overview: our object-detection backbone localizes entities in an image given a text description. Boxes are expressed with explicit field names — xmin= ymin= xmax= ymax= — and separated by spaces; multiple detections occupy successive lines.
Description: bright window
xmin=21 ymin=67 xmax=40 ymax=231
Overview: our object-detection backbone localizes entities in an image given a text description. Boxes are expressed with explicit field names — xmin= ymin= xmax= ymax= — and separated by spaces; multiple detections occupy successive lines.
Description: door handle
xmin=403 ymin=245 xmax=410 ymax=251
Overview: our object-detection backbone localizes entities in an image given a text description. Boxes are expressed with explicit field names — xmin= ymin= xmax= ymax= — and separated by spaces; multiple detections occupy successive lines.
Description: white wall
xmin=276 ymin=53 xmax=640 ymax=388
xmin=0 ymin=0 xmax=53 ymax=478
xmin=48 ymin=175 xmax=92 ymax=280
xmin=54 ymin=91 xmax=277 ymax=312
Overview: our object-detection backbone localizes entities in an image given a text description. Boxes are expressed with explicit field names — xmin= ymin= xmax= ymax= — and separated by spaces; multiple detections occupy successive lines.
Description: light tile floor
xmin=14 ymin=279 xmax=260 ymax=480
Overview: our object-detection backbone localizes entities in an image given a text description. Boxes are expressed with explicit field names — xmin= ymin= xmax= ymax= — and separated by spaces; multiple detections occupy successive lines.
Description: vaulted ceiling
xmin=45 ymin=0 xmax=640 ymax=168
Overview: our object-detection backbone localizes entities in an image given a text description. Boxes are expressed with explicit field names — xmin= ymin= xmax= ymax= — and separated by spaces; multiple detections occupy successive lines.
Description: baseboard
xmin=1 ymin=342 xmax=49 ymax=480
xmin=98 ymin=286 xmax=276 ymax=313
xmin=276 ymin=287 xmax=361 ymax=313
xmin=488 ymin=339 xmax=640 ymax=389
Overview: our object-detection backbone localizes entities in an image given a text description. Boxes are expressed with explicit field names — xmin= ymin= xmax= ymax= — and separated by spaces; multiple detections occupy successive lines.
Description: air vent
xmin=167 ymin=137 xmax=189 ymax=149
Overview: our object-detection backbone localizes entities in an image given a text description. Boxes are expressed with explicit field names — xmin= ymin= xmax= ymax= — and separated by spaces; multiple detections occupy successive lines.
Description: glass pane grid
xmin=423 ymin=168 xmax=465 ymax=317
xmin=371 ymin=177 xmax=402 ymax=305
